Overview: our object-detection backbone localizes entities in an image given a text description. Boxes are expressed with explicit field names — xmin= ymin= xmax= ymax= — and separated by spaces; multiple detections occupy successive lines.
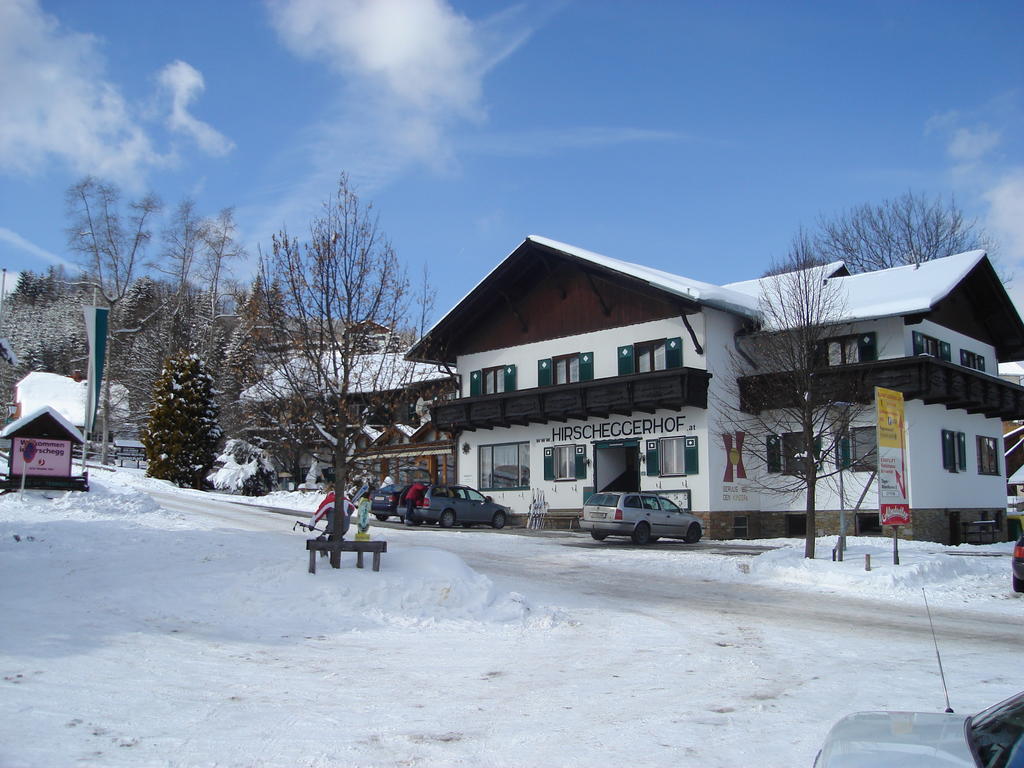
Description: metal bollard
xmin=865 ymin=554 xmax=871 ymax=571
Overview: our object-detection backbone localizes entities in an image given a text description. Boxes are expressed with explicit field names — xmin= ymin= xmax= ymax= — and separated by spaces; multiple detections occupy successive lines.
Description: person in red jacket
xmin=403 ymin=481 xmax=428 ymax=526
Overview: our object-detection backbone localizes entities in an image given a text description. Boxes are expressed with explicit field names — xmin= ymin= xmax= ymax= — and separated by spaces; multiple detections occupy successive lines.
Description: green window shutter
xmin=538 ymin=358 xmax=552 ymax=387
xmin=574 ymin=445 xmax=587 ymax=479
xmin=469 ymin=370 xmax=482 ymax=397
xmin=767 ymin=435 xmax=781 ymax=473
xmin=645 ymin=440 xmax=660 ymax=476
xmin=956 ymin=431 xmax=967 ymax=471
xmin=617 ymin=344 xmax=635 ymax=375
xmin=579 ymin=352 xmax=594 ymax=381
xmin=665 ymin=337 xmax=683 ymax=369
xmin=684 ymin=436 xmax=699 ymax=474
xmin=543 ymin=447 xmax=554 ymax=481
xmin=838 ymin=436 xmax=851 ymax=469
xmin=912 ymin=331 xmax=924 ymax=356
xmin=941 ymin=430 xmax=956 ymax=471
xmin=857 ymin=332 xmax=877 ymax=362
xmin=939 ymin=341 xmax=951 ymax=362
xmin=504 ymin=364 xmax=517 ymax=392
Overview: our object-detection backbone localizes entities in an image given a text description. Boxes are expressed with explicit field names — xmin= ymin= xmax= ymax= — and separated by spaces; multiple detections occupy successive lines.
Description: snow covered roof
xmin=15 ymin=371 xmax=88 ymax=426
xmin=15 ymin=371 xmax=130 ymax=427
xmin=243 ymin=352 xmax=450 ymax=403
xmin=722 ymin=251 xmax=992 ymax=322
xmin=409 ymin=237 xmax=1024 ymax=363
xmin=525 ymin=236 xmax=762 ymax=318
xmin=1 ymin=405 xmax=85 ymax=443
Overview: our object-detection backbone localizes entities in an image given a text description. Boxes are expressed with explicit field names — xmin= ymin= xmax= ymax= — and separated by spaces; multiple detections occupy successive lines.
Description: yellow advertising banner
xmin=876 ymin=387 xmax=904 ymax=449
xmin=875 ymin=386 xmax=910 ymax=525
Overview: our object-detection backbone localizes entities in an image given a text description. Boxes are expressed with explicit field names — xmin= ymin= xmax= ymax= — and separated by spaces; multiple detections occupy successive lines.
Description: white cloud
xmin=947 ymin=126 xmax=1001 ymax=163
xmin=265 ymin=0 xmax=538 ymax=177
xmin=0 ymin=227 xmax=77 ymax=270
xmin=0 ymin=0 xmax=167 ymax=182
xmin=269 ymin=0 xmax=486 ymax=122
xmin=159 ymin=60 xmax=234 ymax=157
xmin=986 ymin=169 xmax=1024 ymax=261
xmin=0 ymin=0 xmax=230 ymax=185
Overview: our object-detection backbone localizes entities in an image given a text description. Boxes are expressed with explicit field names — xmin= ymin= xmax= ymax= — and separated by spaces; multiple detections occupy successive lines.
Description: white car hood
xmin=816 ymin=710 xmax=974 ymax=767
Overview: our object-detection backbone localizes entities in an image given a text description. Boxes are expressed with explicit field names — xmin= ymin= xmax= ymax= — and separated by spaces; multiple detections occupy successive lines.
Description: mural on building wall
xmin=723 ymin=431 xmax=746 ymax=482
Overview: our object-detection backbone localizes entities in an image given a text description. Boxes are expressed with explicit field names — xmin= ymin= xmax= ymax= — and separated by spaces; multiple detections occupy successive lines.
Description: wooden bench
xmin=306 ymin=539 xmax=387 ymax=573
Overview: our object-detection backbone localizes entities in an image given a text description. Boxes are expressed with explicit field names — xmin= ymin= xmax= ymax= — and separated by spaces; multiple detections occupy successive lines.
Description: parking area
xmin=367 ymin=516 xmax=776 ymax=555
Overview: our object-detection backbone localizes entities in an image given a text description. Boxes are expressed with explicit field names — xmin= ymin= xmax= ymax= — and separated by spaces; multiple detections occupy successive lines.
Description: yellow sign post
xmin=876 ymin=386 xmax=909 ymax=564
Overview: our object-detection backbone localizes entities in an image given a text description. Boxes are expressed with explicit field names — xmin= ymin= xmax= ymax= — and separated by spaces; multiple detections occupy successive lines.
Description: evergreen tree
xmin=142 ymin=351 xmax=222 ymax=488
xmin=211 ymin=438 xmax=277 ymax=496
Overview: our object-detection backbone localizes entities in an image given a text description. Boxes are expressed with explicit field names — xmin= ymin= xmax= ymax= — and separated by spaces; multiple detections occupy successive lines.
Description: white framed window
xmin=554 ymin=444 xmax=575 ymax=480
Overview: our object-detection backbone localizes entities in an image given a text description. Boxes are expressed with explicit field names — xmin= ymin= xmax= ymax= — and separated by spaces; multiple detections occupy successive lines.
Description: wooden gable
xmin=411 ymin=239 xmax=700 ymax=363
xmin=2 ymin=407 xmax=84 ymax=444
xmin=908 ymin=256 xmax=1024 ymax=360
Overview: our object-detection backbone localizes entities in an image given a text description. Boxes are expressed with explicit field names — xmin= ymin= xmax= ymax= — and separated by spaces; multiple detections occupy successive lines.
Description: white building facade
xmin=410 ymin=237 xmax=1024 ymax=543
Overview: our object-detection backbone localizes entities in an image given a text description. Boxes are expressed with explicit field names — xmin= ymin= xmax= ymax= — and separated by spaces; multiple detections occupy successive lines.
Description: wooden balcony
xmin=433 ymin=367 xmax=711 ymax=431
xmin=739 ymin=356 xmax=1024 ymax=420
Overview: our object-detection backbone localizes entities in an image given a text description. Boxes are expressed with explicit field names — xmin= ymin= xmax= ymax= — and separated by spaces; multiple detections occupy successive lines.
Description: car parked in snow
xmin=580 ymin=491 xmax=702 ymax=545
xmin=410 ymin=484 xmax=510 ymax=529
xmin=370 ymin=483 xmax=407 ymax=521
xmin=814 ymin=688 xmax=1024 ymax=767
xmin=1013 ymin=532 xmax=1024 ymax=593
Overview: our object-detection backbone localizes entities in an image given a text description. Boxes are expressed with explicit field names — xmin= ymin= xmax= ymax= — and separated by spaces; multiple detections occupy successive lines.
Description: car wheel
xmin=491 ymin=511 xmax=507 ymax=529
xmin=439 ymin=509 xmax=455 ymax=528
xmin=374 ymin=514 xmax=390 ymax=522
xmin=1014 ymin=574 xmax=1024 ymax=593
xmin=684 ymin=523 xmax=702 ymax=544
xmin=631 ymin=522 xmax=652 ymax=545
xmin=590 ymin=531 xmax=607 ymax=541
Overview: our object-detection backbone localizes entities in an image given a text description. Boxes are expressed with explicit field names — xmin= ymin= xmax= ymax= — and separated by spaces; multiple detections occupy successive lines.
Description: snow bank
xmin=0 ymin=476 xmax=555 ymax=635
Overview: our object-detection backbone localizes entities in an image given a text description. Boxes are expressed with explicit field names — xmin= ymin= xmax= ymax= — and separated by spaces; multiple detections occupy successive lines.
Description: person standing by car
xmin=403 ymin=481 xmax=428 ymax=526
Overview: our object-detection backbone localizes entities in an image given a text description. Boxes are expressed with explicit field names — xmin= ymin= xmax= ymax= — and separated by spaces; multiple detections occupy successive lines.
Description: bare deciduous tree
xmin=197 ymin=208 xmax=245 ymax=363
xmin=815 ymin=190 xmax=988 ymax=273
xmin=719 ymin=234 xmax=873 ymax=558
xmin=66 ymin=177 xmax=161 ymax=461
xmin=253 ymin=173 xmax=413 ymax=494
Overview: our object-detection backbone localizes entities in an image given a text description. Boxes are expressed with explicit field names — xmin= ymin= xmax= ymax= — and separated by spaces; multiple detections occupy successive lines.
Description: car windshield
xmin=967 ymin=690 xmax=1024 ymax=768
xmin=585 ymin=493 xmax=619 ymax=507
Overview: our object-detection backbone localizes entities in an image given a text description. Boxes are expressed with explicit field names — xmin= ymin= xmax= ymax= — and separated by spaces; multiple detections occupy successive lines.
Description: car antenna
xmin=922 ymin=588 xmax=954 ymax=713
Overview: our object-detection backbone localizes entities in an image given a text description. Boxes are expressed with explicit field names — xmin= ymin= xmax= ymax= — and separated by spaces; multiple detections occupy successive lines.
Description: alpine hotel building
xmin=408 ymin=237 xmax=1024 ymax=544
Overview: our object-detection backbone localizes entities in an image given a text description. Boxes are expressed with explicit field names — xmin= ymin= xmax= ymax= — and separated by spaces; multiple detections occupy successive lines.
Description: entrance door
xmin=594 ymin=440 xmax=640 ymax=492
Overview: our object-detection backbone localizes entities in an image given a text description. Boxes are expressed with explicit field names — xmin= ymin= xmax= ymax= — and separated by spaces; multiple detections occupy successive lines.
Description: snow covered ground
xmin=1 ymin=468 xmax=1020 ymax=767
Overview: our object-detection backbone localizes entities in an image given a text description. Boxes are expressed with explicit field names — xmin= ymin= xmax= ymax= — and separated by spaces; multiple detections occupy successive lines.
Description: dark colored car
xmin=1013 ymin=533 xmax=1024 ymax=593
xmin=410 ymin=484 xmax=510 ymax=529
xmin=370 ymin=484 xmax=407 ymax=521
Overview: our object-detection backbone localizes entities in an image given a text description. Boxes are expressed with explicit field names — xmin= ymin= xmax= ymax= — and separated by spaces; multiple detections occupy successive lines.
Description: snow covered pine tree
xmin=211 ymin=438 xmax=276 ymax=496
xmin=142 ymin=351 xmax=223 ymax=488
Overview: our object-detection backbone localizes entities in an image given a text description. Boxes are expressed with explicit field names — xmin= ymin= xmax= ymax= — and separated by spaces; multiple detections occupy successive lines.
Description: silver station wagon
xmin=581 ymin=492 xmax=702 ymax=545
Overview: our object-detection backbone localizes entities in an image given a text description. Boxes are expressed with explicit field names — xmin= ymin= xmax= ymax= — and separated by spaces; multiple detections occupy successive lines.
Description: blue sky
xmin=2 ymin=0 xmax=1023 ymax=320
